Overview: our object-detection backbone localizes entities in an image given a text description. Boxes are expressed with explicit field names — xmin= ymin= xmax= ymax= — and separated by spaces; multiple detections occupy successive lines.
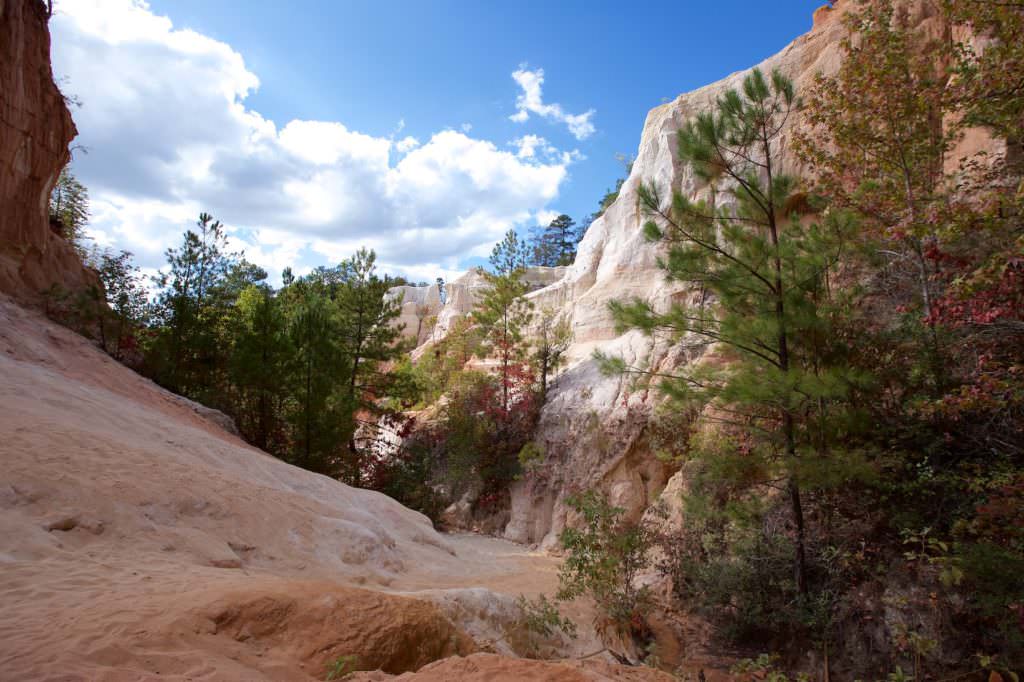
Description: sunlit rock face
xmin=0 ymin=0 xmax=96 ymax=301
xmin=391 ymin=0 xmax=1001 ymax=548
xmin=387 ymin=266 xmax=567 ymax=346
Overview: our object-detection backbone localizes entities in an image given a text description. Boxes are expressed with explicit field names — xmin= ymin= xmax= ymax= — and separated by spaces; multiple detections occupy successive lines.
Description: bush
xmin=516 ymin=593 xmax=577 ymax=639
xmin=440 ymin=371 xmax=539 ymax=502
xmin=557 ymin=491 xmax=654 ymax=642
xmin=362 ymin=425 xmax=448 ymax=524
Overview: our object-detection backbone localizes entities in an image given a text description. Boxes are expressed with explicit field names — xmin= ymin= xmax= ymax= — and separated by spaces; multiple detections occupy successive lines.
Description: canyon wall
xmin=398 ymin=0 xmax=998 ymax=548
xmin=387 ymin=266 xmax=567 ymax=347
xmin=0 ymin=0 xmax=95 ymax=301
xmin=504 ymin=1 xmax=858 ymax=548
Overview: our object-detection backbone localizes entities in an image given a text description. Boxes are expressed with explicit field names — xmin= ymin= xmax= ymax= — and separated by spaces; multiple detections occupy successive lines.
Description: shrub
xmin=362 ymin=424 xmax=448 ymax=524
xmin=557 ymin=491 xmax=654 ymax=641
xmin=516 ymin=593 xmax=577 ymax=641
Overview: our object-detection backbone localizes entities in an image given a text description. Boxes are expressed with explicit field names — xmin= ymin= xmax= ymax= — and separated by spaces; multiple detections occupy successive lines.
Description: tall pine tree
xmin=334 ymin=248 xmax=408 ymax=485
xmin=603 ymin=68 xmax=867 ymax=596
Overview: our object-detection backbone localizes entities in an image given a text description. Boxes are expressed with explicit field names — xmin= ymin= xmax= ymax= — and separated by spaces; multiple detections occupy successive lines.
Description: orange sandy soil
xmin=0 ymin=298 xmax=689 ymax=681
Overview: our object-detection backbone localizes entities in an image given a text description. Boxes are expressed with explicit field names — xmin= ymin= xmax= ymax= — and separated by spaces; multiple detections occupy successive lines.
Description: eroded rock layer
xmin=395 ymin=0 xmax=1001 ymax=549
xmin=0 ymin=0 xmax=95 ymax=300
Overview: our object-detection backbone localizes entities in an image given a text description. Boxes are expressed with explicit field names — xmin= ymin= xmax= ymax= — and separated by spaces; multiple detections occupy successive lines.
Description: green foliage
xmin=531 ymin=307 xmax=571 ymax=401
xmin=515 ymin=593 xmax=577 ymax=639
xmin=133 ymin=213 xmax=417 ymax=482
xmin=230 ymin=283 xmax=290 ymax=452
xmin=49 ymin=166 xmax=90 ymax=255
xmin=489 ymin=229 xmax=530 ymax=276
xmin=473 ymin=258 xmax=535 ymax=414
xmin=529 ymin=214 xmax=578 ymax=267
xmin=406 ymin=316 xmax=483 ymax=406
xmin=438 ymin=371 xmax=537 ymax=500
xmin=786 ymin=0 xmax=1024 ymax=670
xmin=517 ymin=440 xmax=545 ymax=474
xmin=90 ymin=248 xmax=149 ymax=359
xmin=557 ymin=491 xmax=654 ymax=635
xmin=324 ymin=654 xmax=358 ymax=681
xmin=284 ymin=285 xmax=347 ymax=473
xmin=331 ymin=247 xmax=410 ymax=484
xmin=148 ymin=212 xmax=248 ymax=399
xmin=944 ymin=0 xmax=1024 ymax=149
xmin=364 ymin=427 xmax=448 ymax=524
xmin=606 ymin=67 xmax=871 ymax=605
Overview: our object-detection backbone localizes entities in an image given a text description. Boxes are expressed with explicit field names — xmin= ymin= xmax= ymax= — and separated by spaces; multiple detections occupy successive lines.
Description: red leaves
xmin=928 ymin=249 xmax=1024 ymax=329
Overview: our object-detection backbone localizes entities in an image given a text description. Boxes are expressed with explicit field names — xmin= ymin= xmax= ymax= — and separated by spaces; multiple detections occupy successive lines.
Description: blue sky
xmin=51 ymin=0 xmax=824 ymax=283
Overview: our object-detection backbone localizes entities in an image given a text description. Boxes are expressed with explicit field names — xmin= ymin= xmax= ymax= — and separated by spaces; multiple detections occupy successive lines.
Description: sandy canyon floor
xmin=0 ymin=297 xmax=676 ymax=681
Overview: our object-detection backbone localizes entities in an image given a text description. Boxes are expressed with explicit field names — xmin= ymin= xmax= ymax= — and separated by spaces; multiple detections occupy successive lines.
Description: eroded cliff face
xmin=388 ymin=266 xmax=567 ymax=347
xmin=504 ymin=2 xmax=859 ymax=548
xmin=397 ymin=0 xmax=999 ymax=549
xmin=0 ymin=0 xmax=94 ymax=300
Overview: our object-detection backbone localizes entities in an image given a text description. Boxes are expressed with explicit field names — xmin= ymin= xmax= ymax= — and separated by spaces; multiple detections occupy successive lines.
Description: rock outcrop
xmin=388 ymin=266 xmax=567 ymax=346
xmin=502 ymin=3 xmax=854 ymax=548
xmin=0 ymin=0 xmax=95 ymax=301
xmin=396 ymin=0 xmax=1002 ymax=549
xmin=350 ymin=652 xmax=681 ymax=681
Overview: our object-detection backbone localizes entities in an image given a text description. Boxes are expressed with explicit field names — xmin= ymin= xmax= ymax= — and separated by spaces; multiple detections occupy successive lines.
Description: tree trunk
xmin=764 ymin=123 xmax=809 ymax=597
xmin=787 ymin=456 xmax=809 ymax=596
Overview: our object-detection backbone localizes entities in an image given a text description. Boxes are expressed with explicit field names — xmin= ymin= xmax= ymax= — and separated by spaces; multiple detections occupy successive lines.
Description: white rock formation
xmin=392 ymin=0 xmax=1001 ymax=549
xmin=387 ymin=266 xmax=567 ymax=347
xmin=383 ymin=3 xmax=842 ymax=548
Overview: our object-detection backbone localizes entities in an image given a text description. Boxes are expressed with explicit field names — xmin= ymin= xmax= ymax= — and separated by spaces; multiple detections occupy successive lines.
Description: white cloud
xmin=511 ymin=136 xmax=586 ymax=168
xmin=535 ymin=209 xmax=560 ymax=226
xmin=395 ymin=136 xmax=420 ymax=153
xmin=50 ymin=1 xmax=580 ymax=281
xmin=509 ymin=66 xmax=596 ymax=140
xmin=512 ymin=134 xmax=547 ymax=159
xmin=279 ymin=120 xmax=390 ymax=166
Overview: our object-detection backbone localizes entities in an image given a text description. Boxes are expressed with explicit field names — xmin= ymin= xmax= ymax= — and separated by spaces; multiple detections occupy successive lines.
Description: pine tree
xmin=603 ymin=68 xmax=865 ymax=596
xmin=151 ymin=213 xmax=240 ymax=396
xmin=530 ymin=214 xmax=578 ymax=267
xmin=549 ymin=214 xmax=578 ymax=266
xmin=286 ymin=284 xmax=344 ymax=474
xmin=489 ymin=229 xmax=530 ymax=275
xmin=230 ymin=284 xmax=290 ymax=453
xmin=475 ymin=237 xmax=536 ymax=412
xmin=528 ymin=224 xmax=558 ymax=268
xmin=532 ymin=307 xmax=571 ymax=401
xmin=334 ymin=248 xmax=409 ymax=485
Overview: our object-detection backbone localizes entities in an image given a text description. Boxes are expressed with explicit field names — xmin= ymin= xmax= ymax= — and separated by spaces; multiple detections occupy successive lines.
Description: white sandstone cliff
xmin=393 ymin=0 xmax=992 ymax=549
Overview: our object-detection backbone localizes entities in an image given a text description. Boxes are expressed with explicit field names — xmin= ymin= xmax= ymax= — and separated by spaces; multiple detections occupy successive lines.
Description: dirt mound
xmin=191 ymin=581 xmax=475 ymax=677
xmin=351 ymin=652 xmax=678 ymax=681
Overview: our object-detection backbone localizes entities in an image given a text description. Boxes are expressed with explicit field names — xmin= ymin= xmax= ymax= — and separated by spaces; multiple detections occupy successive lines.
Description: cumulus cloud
xmin=50 ymin=0 xmax=578 ymax=281
xmin=395 ymin=136 xmax=420 ymax=153
xmin=509 ymin=66 xmax=596 ymax=140
xmin=510 ymin=136 xmax=586 ymax=168
xmin=512 ymin=134 xmax=548 ymax=159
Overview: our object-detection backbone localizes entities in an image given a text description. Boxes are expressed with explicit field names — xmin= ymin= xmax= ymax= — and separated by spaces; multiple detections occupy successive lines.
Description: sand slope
xmin=0 ymin=298 xmax=609 ymax=681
